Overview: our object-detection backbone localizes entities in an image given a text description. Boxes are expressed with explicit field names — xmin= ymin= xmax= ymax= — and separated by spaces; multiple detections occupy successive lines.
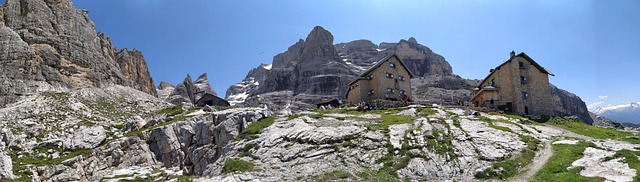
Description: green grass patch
xmin=355 ymin=169 xmax=400 ymax=182
xmin=312 ymin=170 xmax=352 ymax=181
xmin=236 ymin=116 xmax=275 ymax=141
xmin=287 ymin=114 xmax=302 ymax=120
xmin=530 ymin=141 xmax=603 ymax=182
xmin=417 ymin=108 xmax=437 ymax=116
xmin=547 ymin=117 xmax=640 ymax=144
xmin=222 ymin=158 xmax=255 ymax=174
xmin=239 ymin=143 xmax=260 ymax=160
xmin=366 ymin=115 xmax=414 ymax=132
xmin=156 ymin=105 xmax=184 ymax=117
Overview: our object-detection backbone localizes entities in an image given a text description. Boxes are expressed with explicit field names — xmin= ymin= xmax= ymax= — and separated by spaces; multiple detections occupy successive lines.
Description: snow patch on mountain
xmin=593 ymin=102 xmax=640 ymax=124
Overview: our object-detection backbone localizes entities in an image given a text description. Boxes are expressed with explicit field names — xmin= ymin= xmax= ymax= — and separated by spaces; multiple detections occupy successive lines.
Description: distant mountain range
xmin=593 ymin=102 xmax=640 ymax=125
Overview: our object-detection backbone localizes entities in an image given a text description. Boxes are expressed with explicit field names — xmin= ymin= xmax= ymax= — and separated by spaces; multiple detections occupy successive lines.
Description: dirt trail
xmin=513 ymin=124 xmax=594 ymax=181
xmin=513 ymin=140 xmax=552 ymax=181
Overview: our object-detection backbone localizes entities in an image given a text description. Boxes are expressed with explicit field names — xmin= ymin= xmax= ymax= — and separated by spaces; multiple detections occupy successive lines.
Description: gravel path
xmin=513 ymin=140 xmax=553 ymax=181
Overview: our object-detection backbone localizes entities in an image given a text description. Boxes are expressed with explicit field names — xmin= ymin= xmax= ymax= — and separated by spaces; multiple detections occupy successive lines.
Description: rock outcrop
xmin=157 ymin=81 xmax=176 ymax=100
xmin=550 ymin=84 xmax=594 ymax=124
xmin=0 ymin=151 xmax=14 ymax=179
xmin=0 ymin=0 xmax=157 ymax=107
xmin=115 ymin=49 xmax=158 ymax=97
xmin=163 ymin=73 xmax=218 ymax=105
xmin=225 ymin=64 xmax=270 ymax=106
xmin=65 ymin=126 xmax=107 ymax=150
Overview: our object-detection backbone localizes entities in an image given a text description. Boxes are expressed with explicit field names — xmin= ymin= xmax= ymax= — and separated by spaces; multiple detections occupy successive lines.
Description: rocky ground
xmin=1 ymin=87 xmax=639 ymax=181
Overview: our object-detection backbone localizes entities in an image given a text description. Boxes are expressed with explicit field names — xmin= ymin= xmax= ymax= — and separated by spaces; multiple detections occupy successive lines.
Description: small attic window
xmin=390 ymin=62 xmax=396 ymax=68
xmin=519 ymin=62 xmax=526 ymax=69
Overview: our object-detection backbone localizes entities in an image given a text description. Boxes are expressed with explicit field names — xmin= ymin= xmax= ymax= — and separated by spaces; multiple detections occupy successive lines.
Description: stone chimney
xmin=510 ymin=51 xmax=516 ymax=58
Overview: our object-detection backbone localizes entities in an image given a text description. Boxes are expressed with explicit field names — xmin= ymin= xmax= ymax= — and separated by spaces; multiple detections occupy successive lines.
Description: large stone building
xmin=471 ymin=51 xmax=554 ymax=117
xmin=346 ymin=54 xmax=414 ymax=105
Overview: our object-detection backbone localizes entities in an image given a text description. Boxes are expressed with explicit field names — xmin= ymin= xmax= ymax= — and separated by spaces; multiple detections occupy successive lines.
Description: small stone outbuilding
xmin=195 ymin=93 xmax=230 ymax=107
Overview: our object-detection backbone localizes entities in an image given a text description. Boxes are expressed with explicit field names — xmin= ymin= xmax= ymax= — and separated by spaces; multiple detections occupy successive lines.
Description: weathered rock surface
xmin=591 ymin=112 xmax=624 ymax=129
xmin=115 ymin=49 xmax=158 ymax=97
xmin=550 ymin=84 xmax=594 ymax=124
xmin=0 ymin=0 xmax=157 ymax=108
xmin=225 ymin=64 xmax=270 ymax=106
xmin=163 ymin=73 xmax=217 ymax=105
xmin=156 ymin=81 xmax=175 ymax=100
xmin=0 ymin=151 xmax=14 ymax=179
xmin=65 ymin=126 xmax=107 ymax=150
xmin=255 ymin=26 xmax=356 ymax=107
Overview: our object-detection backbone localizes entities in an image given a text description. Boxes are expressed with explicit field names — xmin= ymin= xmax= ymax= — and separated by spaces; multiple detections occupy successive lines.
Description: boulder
xmin=122 ymin=116 xmax=146 ymax=133
xmin=0 ymin=151 xmax=14 ymax=179
xmin=66 ymin=126 xmax=106 ymax=150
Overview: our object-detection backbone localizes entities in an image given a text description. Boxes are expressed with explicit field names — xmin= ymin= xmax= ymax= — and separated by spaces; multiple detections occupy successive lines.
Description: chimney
xmin=510 ymin=51 xmax=516 ymax=58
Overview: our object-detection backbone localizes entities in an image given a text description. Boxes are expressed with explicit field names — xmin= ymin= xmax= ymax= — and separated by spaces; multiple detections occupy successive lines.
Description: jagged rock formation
xmin=0 ymin=0 xmax=156 ymax=108
xmin=163 ymin=73 xmax=217 ymax=105
xmin=550 ymin=85 xmax=594 ymax=124
xmin=157 ymin=81 xmax=175 ymax=100
xmin=225 ymin=64 xmax=270 ymax=106
xmin=228 ymin=27 xmax=456 ymax=110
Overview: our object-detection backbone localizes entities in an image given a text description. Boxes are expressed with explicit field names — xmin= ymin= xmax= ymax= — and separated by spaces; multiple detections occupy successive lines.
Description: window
xmin=386 ymin=72 xmax=394 ymax=79
xmin=519 ymin=62 xmax=526 ymax=69
xmin=390 ymin=62 xmax=396 ymax=68
xmin=520 ymin=76 xmax=528 ymax=84
xmin=368 ymin=89 xmax=375 ymax=96
xmin=399 ymin=90 xmax=406 ymax=96
xmin=387 ymin=88 xmax=394 ymax=94
xmin=398 ymin=76 xmax=405 ymax=81
xmin=368 ymin=75 xmax=373 ymax=80
xmin=522 ymin=92 xmax=529 ymax=100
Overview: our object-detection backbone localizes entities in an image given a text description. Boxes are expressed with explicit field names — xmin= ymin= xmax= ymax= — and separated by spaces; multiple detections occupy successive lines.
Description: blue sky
xmin=72 ymin=0 xmax=640 ymax=110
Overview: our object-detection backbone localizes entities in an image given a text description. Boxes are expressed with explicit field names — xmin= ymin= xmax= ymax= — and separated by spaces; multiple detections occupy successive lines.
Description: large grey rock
xmin=0 ymin=151 xmax=14 ymax=179
xmin=66 ymin=126 xmax=106 ymax=150
xmin=0 ymin=0 xmax=157 ymax=108
xmin=225 ymin=64 xmax=270 ymax=106
xmin=550 ymin=84 xmax=594 ymax=124
xmin=165 ymin=73 xmax=217 ymax=105
xmin=157 ymin=81 xmax=176 ymax=100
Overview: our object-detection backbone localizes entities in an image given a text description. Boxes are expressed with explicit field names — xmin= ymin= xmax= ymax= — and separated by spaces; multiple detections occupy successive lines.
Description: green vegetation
xmin=366 ymin=114 xmax=414 ymax=132
xmin=222 ymin=158 xmax=255 ymax=174
xmin=546 ymin=117 xmax=640 ymax=144
xmin=417 ymin=107 xmax=437 ymax=116
xmin=311 ymin=170 xmax=352 ymax=181
xmin=287 ymin=114 xmax=302 ymax=120
xmin=475 ymin=135 xmax=540 ymax=180
xmin=424 ymin=121 xmax=456 ymax=160
xmin=355 ymin=169 xmax=400 ymax=182
xmin=239 ymin=143 xmax=260 ymax=160
xmin=11 ymin=147 xmax=93 ymax=181
xmin=155 ymin=105 xmax=184 ymax=117
xmin=236 ymin=116 xmax=276 ymax=141
xmin=530 ymin=141 xmax=603 ymax=182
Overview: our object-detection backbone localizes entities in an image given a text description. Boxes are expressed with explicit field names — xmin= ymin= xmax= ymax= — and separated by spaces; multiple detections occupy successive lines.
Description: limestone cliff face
xmin=249 ymin=26 xmax=355 ymax=109
xmin=115 ymin=49 xmax=157 ymax=97
xmin=550 ymin=84 xmax=594 ymax=124
xmin=0 ymin=0 xmax=157 ymax=107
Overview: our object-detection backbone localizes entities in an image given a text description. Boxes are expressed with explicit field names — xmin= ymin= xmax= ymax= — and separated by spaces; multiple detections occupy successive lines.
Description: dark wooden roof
xmin=478 ymin=52 xmax=554 ymax=88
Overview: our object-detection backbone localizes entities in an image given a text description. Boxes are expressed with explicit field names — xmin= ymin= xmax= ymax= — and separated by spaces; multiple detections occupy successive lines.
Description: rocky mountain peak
xmin=305 ymin=26 xmax=333 ymax=47
xmin=158 ymin=81 xmax=175 ymax=90
xmin=193 ymin=73 xmax=217 ymax=96
xmin=408 ymin=37 xmax=418 ymax=44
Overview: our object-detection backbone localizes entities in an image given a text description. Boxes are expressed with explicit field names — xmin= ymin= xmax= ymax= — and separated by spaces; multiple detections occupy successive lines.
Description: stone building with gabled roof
xmin=471 ymin=51 xmax=554 ymax=117
xmin=345 ymin=54 xmax=414 ymax=105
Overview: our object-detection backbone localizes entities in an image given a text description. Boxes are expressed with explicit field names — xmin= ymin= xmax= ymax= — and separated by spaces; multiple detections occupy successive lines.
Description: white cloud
xmin=598 ymin=95 xmax=608 ymax=100
xmin=587 ymin=101 xmax=605 ymax=111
